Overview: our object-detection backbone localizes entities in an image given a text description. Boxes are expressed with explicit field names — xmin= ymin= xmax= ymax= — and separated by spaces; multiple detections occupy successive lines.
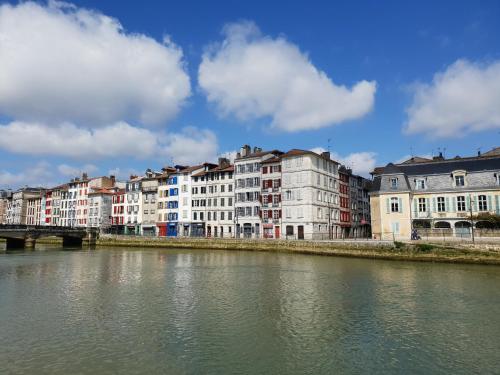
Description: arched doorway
xmin=413 ymin=219 xmax=431 ymax=229
xmin=455 ymin=221 xmax=471 ymax=238
xmin=434 ymin=221 xmax=451 ymax=229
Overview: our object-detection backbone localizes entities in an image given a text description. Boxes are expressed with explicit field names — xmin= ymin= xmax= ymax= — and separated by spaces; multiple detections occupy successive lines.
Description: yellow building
xmin=370 ymin=149 xmax=500 ymax=240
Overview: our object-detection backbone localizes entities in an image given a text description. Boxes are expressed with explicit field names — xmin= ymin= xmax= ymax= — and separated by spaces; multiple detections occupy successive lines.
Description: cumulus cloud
xmin=405 ymin=59 xmax=500 ymax=137
xmin=0 ymin=161 xmax=55 ymax=188
xmin=159 ymin=127 xmax=219 ymax=165
xmin=311 ymin=147 xmax=377 ymax=177
xmin=199 ymin=21 xmax=376 ymax=132
xmin=0 ymin=121 xmax=219 ymax=164
xmin=0 ymin=1 xmax=190 ymax=127
xmin=58 ymin=163 xmax=98 ymax=177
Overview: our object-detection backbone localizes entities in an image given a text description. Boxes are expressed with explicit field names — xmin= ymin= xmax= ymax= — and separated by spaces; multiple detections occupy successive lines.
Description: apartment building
xmin=370 ymin=149 xmax=500 ymax=240
xmin=281 ymin=149 xmax=341 ymax=240
xmin=338 ymin=166 xmax=351 ymax=238
xmin=191 ymin=163 xmax=217 ymax=237
xmin=87 ymin=188 xmax=116 ymax=232
xmin=234 ymin=145 xmax=282 ymax=238
xmin=124 ymin=176 xmax=142 ymax=235
xmin=261 ymin=156 xmax=282 ymax=238
xmin=8 ymin=188 xmax=43 ymax=225
xmin=26 ymin=192 xmax=44 ymax=225
xmin=191 ymin=158 xmax=234 ymax=238
xmin=141 ymin=170 xmax=159 ymax=236
xmin=111 ymin=189 xmax=126 ymax=234
xmin=0 ymin=190 xmax=11 ymax=224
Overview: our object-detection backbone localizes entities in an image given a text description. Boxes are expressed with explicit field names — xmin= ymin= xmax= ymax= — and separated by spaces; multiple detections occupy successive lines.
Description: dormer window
xmin=390 ymin=178 xmax=398 ymax=189
xmin=415 ymin=179 xmax=426 ymax=190
xmin=455 ymin=175 xmax=465 ymax=187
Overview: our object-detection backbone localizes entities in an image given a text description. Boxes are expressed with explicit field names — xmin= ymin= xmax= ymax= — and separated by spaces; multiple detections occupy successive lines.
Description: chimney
xmin=321 ymin=151 xmax=331 ymax=160
xmin=478 ymin=150 xmax=481 ymax=157
xmin=129 ymin=175 xmax=137 ymax=180
xmin=82 ymin=172 xmax=88 ymax=180
xmin=240 ymin=144 xmax=251 ymax=157
xmin=110 ymin=175 xmax=116 ymax=185
xmin=236 ymin=152 xmax=241 ymax=159
xmin=218 ymin=157 xmax=230 ymax=168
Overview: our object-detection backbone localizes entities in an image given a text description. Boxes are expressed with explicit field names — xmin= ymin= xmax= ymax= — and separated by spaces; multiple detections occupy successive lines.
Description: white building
xmin=281 ymin=149 xmax=341 ymax=240
xmin=191 ymin=158 xmax=235 ymax=238
xmin=141 ymin=170 xmax=159 ymax=237
xmin=87 ymin=188 xmax=115 ymax=233
xmin=191 ymin=163 xmax=217 ymax=237
xmin=124 ymin=176 xmax=142 ymax=235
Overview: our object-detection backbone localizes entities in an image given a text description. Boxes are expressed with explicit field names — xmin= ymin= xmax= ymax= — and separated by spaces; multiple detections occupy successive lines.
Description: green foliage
xmin=394 ymin=241 xmax=405 ymax=249
xmin=416 ymin=243 xmax=435 ymax=252
xmin=473 ymin=213 xmax=500 ymax=229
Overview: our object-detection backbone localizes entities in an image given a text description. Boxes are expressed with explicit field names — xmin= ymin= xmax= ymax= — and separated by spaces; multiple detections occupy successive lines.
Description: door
xmin=275 ymin=226 xmax=280 ymax=239
xmin=298 ymin=225 xmax=304 ymax=240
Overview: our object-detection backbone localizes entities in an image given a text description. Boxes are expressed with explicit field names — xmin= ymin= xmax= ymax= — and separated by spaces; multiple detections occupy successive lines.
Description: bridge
xmin=0 ymin=225 xmax=98 ymax=250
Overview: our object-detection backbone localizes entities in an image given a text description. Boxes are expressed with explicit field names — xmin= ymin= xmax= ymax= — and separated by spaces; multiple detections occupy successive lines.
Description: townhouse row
xmin=0 ymin=145 xmax=371 ymax=240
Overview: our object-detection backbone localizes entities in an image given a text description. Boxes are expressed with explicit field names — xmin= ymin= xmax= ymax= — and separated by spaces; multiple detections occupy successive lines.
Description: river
xmin=0 ymin=247 xmax=499 ymax=374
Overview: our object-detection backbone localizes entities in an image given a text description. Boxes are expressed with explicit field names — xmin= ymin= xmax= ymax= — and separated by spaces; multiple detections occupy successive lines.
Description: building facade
xmin=234 ymin=145 xmax=282 ymax=238
xmin=370 ymin=150 xmax=500 ymax=240
xmin=281 ymin=150 xmax=341 ymax=240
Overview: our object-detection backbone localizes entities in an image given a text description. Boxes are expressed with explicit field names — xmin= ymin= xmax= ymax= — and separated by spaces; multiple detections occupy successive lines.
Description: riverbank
xmin=26 ymin=235 xmax=500 ymax=265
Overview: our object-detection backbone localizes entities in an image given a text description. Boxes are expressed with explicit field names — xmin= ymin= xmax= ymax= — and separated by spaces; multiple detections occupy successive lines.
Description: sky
xmin=0 ymin=0 xmax=499 ymax=188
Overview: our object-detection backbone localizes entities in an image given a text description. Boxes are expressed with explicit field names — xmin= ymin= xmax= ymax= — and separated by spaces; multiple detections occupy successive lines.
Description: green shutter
xmin=426 ymin=198 xmax=430 ymax=213
xmin=386 ymin=198 xmax=390 ymax=214
xmin=487 ymin=195 xmax=492 ymax=212
xmin=413 ymin=199 xmax=418 ymax=215
xmin=466 ymin=196 xmax=470 ymax=211
xmin=452 ymin=197 xmax=456 ymax=212
xmin=473 ymin=196 xmax=478 ymax=212
xmin=496 ymin=195 xmax=500 ymax=215
xmin=432 ymin=197 xmax=436 ymax=212
xmin=398 ymin=197 xmax=403 ymax=213
xmin=445 ymin=197 xmax=450 ymax=212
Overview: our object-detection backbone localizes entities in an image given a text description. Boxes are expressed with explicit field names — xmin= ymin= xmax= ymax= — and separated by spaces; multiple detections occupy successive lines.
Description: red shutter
xmin=263 ymin=166 xmax=268 ymax=174
xmin=268 ymin=210 xmax=272 ymax=217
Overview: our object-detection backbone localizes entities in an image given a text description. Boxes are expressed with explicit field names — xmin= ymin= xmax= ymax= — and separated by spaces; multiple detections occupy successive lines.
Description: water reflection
xmin=0 ymin=249 xmax=499 ymax=374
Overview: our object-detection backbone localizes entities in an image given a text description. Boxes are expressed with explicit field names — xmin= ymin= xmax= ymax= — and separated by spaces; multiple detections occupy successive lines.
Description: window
xmin=415 ymin=179 xmax=426 ymax=190
xmin=390 ymin=178 xmax=398 ymax=189
xmin=437 ymin=197 xmax=445 ymax=212
xmin=478 ymin=195 xmax=487 ymax=211
xmin=418 ymin=198 xmax=426 ymax=212
xmin=455 ymin=175 xmax=465 ymax=187
xmin=457 ymin=196 xmax=466 ymax=211
xmin=390 ymin=197 xmax=399 ymax=213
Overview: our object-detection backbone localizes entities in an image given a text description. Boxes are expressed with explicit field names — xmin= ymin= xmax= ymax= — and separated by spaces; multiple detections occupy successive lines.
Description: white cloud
xmin=199 ymin=21 xmax=376 ymax=132
xmin=58 ymin=163 xmax=98 ymax=177
xmin=405 ymin=59 xmax=500 ymax=137
xmin=0 ymin=121 xmax=219 ymax=164
xmin=0 ymin=1 xmax=190 ymax=127
xmin=0 ymin=161 xmax=55 ymax=188
xmin=311 ymin=147 xmax=377 ymax=177
xmin=159 ymin=126 xmax=219 ymax=165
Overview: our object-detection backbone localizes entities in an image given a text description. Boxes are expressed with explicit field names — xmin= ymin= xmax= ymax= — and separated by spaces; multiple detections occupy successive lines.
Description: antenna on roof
xmin=327 ymin=138 xmax=331 ymax=153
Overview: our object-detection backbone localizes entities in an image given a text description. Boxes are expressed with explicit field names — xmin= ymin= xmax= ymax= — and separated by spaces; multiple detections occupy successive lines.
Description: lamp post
xmin=469 ymin=194 xmax=475 ymax=243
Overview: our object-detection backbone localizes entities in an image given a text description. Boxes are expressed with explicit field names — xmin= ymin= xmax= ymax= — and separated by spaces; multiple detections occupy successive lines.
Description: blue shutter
xmin=487 ymin=195 xmax=492 ymax=212
xmin=473 ymin=196 xmax=478 ymax=212
xmin=426 ymin=198 xmax=430 ymax=213
xmin=445 ymin=197 xmax=450 ymax=212
xmin=466 ymin=196 xmax=471 ymax=211
xmin=496 ymin=195 xmax=500 ymax=215
xmin=451 ymin=197 xmax=456 ymax=212
xmin=432 ymin=197 xmax=436 ymax=212
xmin=413 ymin=199 xmax=418 ymax=215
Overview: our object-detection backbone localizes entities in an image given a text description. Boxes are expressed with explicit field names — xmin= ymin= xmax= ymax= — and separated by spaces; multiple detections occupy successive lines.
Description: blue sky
xmin=0 ymin=0 xmax=499 ymax=188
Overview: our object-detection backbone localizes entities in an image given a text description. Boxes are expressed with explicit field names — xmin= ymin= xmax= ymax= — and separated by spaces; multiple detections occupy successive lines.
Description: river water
xmin=0 ymin=247 xmax=499 ymax=374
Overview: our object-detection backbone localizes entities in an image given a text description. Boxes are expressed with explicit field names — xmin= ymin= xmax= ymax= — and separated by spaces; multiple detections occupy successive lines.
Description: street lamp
xmin=469 ymin=194 xmax=475 ymax=243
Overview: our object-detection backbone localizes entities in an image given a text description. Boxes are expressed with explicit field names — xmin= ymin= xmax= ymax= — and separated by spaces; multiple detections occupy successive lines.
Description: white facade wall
xmin=281 ymin=153 xmax=340 ymax=240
